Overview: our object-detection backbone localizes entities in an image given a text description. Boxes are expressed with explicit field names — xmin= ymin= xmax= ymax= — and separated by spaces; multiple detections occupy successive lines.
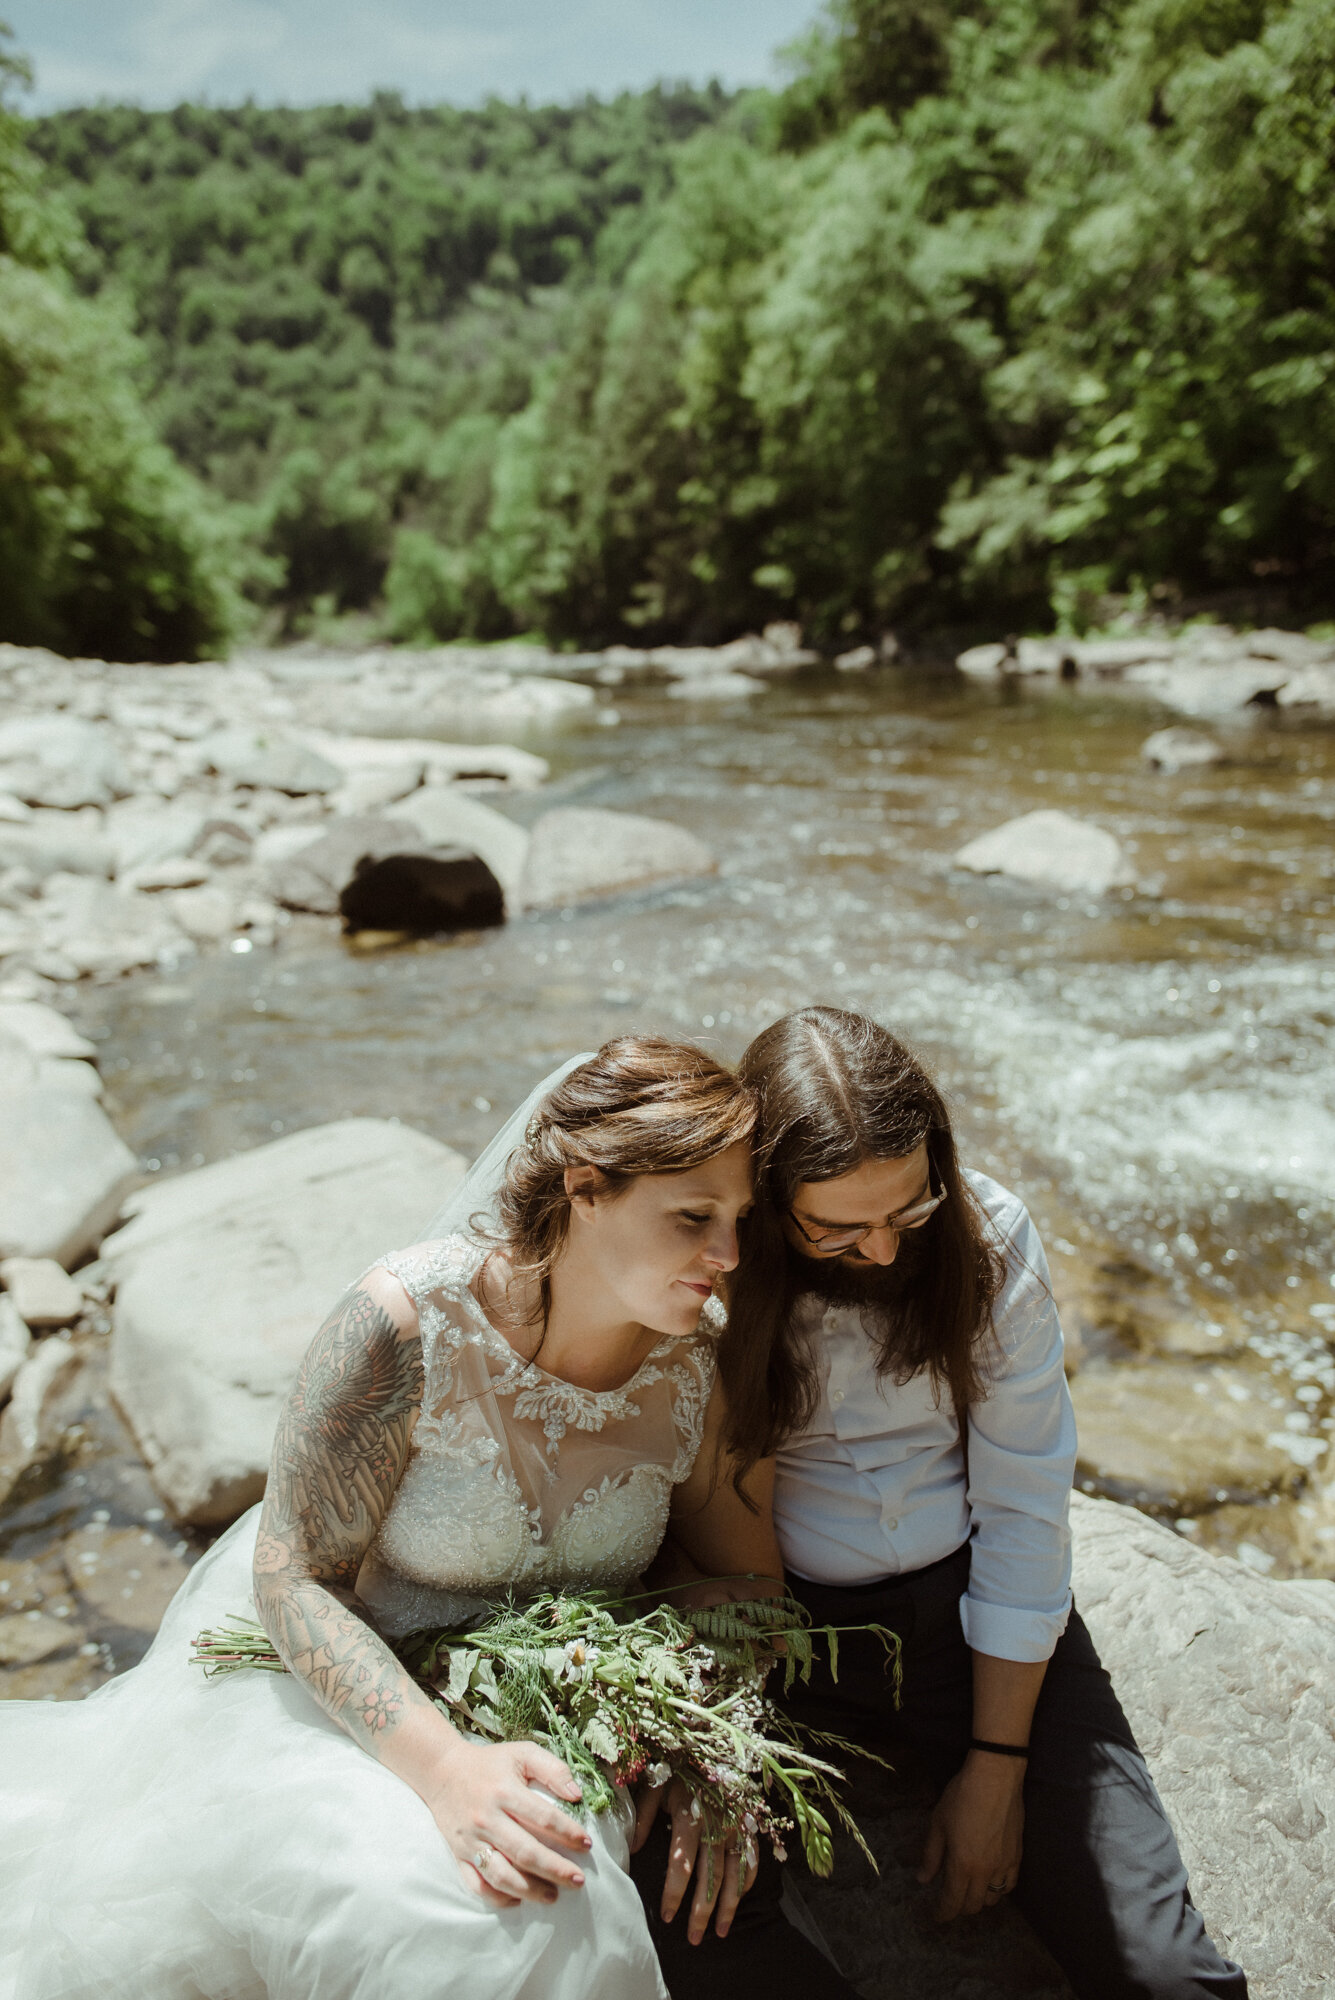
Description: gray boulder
xmin=266 ymin=813 xmax=505 ymax=932
xmin=105 ymin=1118 xmax=465 ymax=1524
xmin=1070 ymin=1493 xmax=1335 ymax=1998
xmin=801 ymin=1496 xmax=1333 ymax=2000
xmin=0 ymin=1335 xmax=95 ymax=1506
xmin=518 ymin=806 xmax=716 ymax=910
xmin=0 ymin=714 xmax=129 ymax=809
xmin=306 ymin=730 xmax=549 ymax=792
xmin=1124 ymin=657 xmax=1292 ymax=716
xmin=1273 ymin=663 xmax=1335 ymax=714
xmin=1142 ymin=727 xmax=1225 ymax=773
xmin=105 ymin=799 xmax=209 ymax=877
xmin=0 ymin=1035 xmax=137 ymax=1267
xmin=0 ymin=1001 xmax=96 ymax=1060
xmin=31 ymin=873 xmax=190 ymax=978
xmin=955 ymin=809 xmax=1132 ymax=896
xmin=0 ymin=811 xmax=114 ymax=882
xmin=200 ymin=725 xmax=342 ymax=795
xmin=956 ymin=641 xmax=1010 ymax=677
xmin=391 ymin=787 xmax=530 ymax=907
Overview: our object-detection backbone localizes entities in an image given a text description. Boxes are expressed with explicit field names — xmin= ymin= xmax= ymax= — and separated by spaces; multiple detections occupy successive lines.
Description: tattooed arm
xmin=253 ymin=1263 xmax=590 ymax=1907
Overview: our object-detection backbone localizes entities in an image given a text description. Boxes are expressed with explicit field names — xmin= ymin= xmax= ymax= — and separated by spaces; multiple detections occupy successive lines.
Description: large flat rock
xmin=518 ymin=806 xmax=716 ymax=910
xmin=1069 ymin=1494 xmax=1335 ymax=1998
xmin=105 ymin=1119 xmax=466 ymax=1525
xmin=0 ymin=1036 xmax=138 ymax=1268
xmin=802 ymin=1496 xmax=1334 ymax=2000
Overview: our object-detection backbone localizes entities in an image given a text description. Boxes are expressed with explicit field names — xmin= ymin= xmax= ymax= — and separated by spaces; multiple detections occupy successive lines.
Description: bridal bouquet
xmin=192 ymin=1588 xmax=898 ymax=1876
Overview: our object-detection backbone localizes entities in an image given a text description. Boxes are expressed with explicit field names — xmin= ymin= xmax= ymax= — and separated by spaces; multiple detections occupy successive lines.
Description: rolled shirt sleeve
xmin=958 ymin=1191 xmax=1077 ymax=1664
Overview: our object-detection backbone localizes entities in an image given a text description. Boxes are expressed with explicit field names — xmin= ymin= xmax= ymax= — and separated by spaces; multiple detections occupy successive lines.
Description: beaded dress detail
xmin=357 ymin=1232 xmax=721 ymax=1638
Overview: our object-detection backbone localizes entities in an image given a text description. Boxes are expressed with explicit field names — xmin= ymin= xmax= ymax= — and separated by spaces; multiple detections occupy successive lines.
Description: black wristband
xmin=970 ymin=1737 xmax=1030 ymax=1759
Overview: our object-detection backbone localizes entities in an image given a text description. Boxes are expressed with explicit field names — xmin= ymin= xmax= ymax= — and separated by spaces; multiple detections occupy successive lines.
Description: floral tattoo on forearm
xmin=253 ymin=1282 xmax=428 ymax=1749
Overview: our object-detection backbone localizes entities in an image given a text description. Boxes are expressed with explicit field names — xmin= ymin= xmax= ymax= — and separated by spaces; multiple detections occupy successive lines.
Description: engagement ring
xmin=474 ymin=1845 xmax=494 ymax=1876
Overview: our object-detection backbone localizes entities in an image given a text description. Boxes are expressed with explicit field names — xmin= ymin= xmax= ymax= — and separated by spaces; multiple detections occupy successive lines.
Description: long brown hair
xmin=721 ymin=1007 xmax=1003 ymax=1479
xmin=494 ymin=1036 xmax=756 ymax=1330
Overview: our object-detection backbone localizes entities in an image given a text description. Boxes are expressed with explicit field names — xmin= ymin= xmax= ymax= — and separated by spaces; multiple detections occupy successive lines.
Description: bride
xmin=1 ymin=1037 xmax=785 ymax=2000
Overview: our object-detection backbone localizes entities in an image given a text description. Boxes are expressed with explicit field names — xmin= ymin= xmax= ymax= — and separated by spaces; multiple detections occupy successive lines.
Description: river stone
xmin=0 ymin=1337 xmax=89 ymax=1505
xmin=308 ymin=731 xmax=549 ymax=792
xmin=0 ymin=1295 xmax=31 ymax=1401
xmin=1141 ymin=727 xmax=1225 ymax=773
xmin=0 ymin=1610 xmax=75 ymax=1666
xmin=391 ymin=788 xmax=530 ymax=907
xmin=1123 ymin=657 xmax=1292 ymax=716
xmin=955 ymin=642 xmax=1010 ymax=677
xmin=265 ymin=813 xmax=504 ymax=932
xmin=518 ymin=807 xmax=716 ymax=911
xmin=1071 ymin=1361 xmax=1305 ymax=1508
xmin=105 ymin=799 xmax=209 ymax=877
xmin=954 ymin=809 xmax=1131 ymax=896
xmin=33 ymin=873 xmax=191 ymax=979
xmin=1273 ymin=663 xmax=1335 ymax=714
xmin=200 ymin=725 xmax=342 ymax=796
xmin=0 ymin=714 xmax=129 ymax=809
xmin=1068 ymin=1493 xmax=1335 ymax=1998
xmin=62 ymin=1522 xmax=189 ymax=1633
xmin=0 ymin=1257 xmax=82 ymax=1328
xmin=104 ymin=1118 xmax=466 ymax=1524
xmin=0 ymin=1000 xmax=96 ymax=1060
xmin=665 ymin=672 xmax=764 ymax=700
xmin=0 ymin=811 xmax=114 ymax=882
xmin=1068 ymin=637 xmax=1178 ymax=673
xmin=0 ymin=1036 xmax=138 ymax=1266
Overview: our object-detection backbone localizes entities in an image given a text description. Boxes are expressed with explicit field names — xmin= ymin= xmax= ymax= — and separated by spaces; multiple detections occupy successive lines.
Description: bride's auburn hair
xmin=494 ymin=1036 xmax=756 ymax=1318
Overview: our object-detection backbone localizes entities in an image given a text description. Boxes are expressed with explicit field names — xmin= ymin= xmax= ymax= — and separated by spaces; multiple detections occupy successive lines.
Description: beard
xmin=789 ymin=1226 xmax=931 ymax=1367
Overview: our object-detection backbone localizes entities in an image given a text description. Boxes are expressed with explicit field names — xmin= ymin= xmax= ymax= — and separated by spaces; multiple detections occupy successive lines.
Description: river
xmin=3 ymin=660 xmax=1333 ymax=1689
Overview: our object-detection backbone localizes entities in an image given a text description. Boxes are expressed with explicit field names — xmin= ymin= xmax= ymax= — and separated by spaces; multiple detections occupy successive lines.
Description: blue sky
xmin=5 ymin=2 xmax=823 ymax=112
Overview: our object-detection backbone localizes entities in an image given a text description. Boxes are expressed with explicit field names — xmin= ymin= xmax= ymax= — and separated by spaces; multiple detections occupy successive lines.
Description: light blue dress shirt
xmin=772 ymin=1169 xmax=1077 ymax=1664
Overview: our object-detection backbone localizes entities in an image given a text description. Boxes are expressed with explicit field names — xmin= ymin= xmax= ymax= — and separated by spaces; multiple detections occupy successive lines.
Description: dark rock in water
xmin=267 ymin=814 xmax=503 ymax=933
xmin=339 ymin=848 xmax=503 ymax=934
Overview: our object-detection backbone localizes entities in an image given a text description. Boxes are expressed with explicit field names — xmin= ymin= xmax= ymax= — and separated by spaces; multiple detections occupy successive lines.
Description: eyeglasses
xmin=787 ymin=1179 xmax=948 ymax=1256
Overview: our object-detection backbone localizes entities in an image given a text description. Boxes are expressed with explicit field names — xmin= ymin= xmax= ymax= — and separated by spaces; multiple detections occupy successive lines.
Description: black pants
xmin=631 ymin=1545 xmax=1247 ymax=2000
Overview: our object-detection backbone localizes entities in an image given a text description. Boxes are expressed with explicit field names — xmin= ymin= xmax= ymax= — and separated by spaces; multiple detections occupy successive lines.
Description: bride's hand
xmin=419 ymin=1736 xmax=593 ymax=1908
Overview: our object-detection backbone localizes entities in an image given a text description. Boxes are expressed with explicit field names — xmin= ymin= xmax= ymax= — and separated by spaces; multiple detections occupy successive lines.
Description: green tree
xmin=0 ymin=25 xmax=233 ymax=659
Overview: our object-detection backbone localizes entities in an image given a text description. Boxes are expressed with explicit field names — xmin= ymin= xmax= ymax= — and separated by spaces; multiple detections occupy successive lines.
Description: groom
xmin=632 ymin=1006 xmax=1246 ymax=1999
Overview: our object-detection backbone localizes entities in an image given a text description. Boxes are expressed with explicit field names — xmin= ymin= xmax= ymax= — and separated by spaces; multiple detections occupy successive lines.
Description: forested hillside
xmin=12 ymin=0 xmax=1335 ymax=657
xmin=26 ymin=86 xmax=729 ymax=647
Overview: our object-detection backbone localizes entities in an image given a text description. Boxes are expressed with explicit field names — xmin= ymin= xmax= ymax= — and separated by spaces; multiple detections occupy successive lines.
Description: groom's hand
xmin=917 ymin=1753 xmax=1024 ymax=1921
xmin=631 ymin=1777 xmax=756 ymax=1942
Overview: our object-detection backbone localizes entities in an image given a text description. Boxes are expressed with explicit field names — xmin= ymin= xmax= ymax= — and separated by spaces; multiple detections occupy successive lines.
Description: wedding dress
xmin=0 ymin=1227 xmax=722 ymax=2000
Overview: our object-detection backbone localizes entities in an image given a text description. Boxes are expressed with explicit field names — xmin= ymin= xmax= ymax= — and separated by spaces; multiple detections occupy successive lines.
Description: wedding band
xmin=988 ymin=1879 xmax=1011 ymax=1895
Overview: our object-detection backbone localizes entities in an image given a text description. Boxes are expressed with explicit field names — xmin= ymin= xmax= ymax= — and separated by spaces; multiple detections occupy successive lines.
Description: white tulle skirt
xmin=0 ymin=1508 xmax=668 ymax=2000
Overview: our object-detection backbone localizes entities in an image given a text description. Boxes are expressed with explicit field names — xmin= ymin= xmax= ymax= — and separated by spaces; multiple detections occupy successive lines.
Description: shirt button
xmin=883 ymin=1515 xmax=898 ymax=1531
xmin=830 ymin=1390 xmax=844 ymax=1407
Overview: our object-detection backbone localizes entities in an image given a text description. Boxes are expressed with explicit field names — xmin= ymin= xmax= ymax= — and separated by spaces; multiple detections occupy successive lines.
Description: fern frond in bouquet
xmin=192 ymin=1586 xmax=899 ymax=1879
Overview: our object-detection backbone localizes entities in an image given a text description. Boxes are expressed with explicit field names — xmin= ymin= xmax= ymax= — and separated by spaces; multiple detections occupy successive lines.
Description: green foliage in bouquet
xmin=193 ymin=1586 xmax=900 ymax=1878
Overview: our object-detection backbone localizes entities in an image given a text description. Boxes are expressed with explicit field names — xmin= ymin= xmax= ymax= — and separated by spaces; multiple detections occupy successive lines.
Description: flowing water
xmin=5 ymin=663 xmax=1335 ymax=1692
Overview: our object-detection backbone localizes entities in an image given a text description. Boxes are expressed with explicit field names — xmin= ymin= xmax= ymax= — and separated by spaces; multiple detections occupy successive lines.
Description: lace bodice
xmin=355 ymin=1233 xmax=722 ymax=1637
